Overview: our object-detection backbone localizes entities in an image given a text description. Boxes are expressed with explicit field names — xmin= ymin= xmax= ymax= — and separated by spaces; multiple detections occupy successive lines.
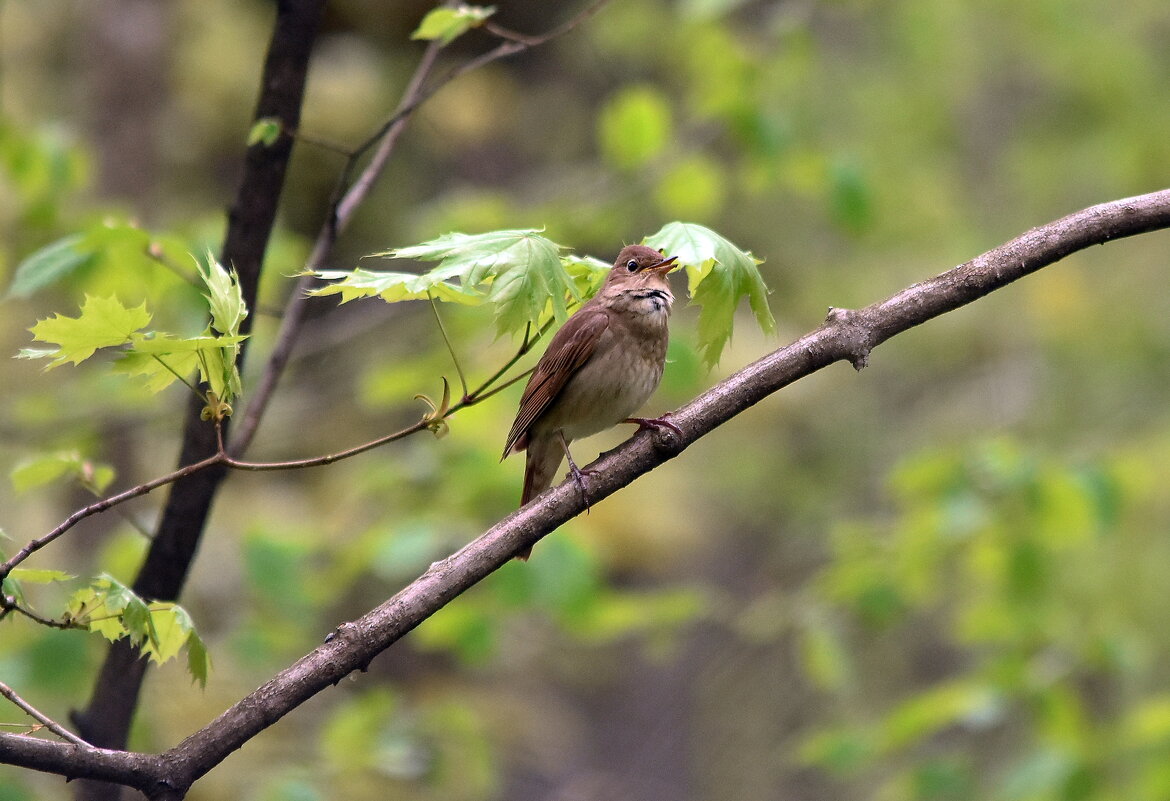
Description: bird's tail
xmin=514 ymin=436 xmax=565 ymax=561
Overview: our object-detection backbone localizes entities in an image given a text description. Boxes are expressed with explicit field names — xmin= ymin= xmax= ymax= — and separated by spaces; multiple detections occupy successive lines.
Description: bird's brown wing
xmin=501 ymin=307 xmax=609 ymax=460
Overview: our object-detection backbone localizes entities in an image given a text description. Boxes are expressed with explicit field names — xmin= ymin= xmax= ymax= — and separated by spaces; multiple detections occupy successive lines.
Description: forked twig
xmin=0 ymin=681 xmax=90 ymax=746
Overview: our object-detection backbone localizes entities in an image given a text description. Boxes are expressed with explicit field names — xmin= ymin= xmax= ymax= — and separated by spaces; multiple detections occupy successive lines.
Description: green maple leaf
xmin=645 ymin=222 xmax=775 ymax=366
xmin=318 ymin=229 xmax=570 ymax=337
xmin=63 ymin=575 xmax=209 ymax=685
xmin=141 ymin=332 xmax=248 ymax=402
xmin=198 ymin=345 xmax=243 ymax=407
xmin=186 ymin=630 xmax=211 ymax=687
xmin=127 ymin=333 xmax=248 ymax=355
xmin=193 ymin=255 xmax=248 ymax=407
xmin=141 ymin=604 xmax=187 ymax=664
xmin=563 ymin=254 xmax=611 ymax=299
xmin=26 ymin=294 xmax=151 ymax=368
xmin=66 ymin=577 xmax=131 ymax=641
xmin=310 ymin=268 xmax=485 ymax=305
xmin=317 ymin=225 xmax=772 ymax=363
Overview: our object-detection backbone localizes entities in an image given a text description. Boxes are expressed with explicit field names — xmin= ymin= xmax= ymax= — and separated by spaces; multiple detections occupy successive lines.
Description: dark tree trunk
xmin=70 ymin=2 xmax=327 ymax=798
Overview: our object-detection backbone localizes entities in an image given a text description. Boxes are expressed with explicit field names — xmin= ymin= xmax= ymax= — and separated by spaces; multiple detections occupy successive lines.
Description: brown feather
xmin=500 ymin=306 xmax=610 ymax=459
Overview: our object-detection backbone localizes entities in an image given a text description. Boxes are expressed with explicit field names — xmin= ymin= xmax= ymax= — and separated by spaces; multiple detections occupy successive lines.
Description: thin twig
xmin=227 ymin=40 xmax=443 ymax=457
xmin=150 ymin=353 xmax=205 ymax=402
xmin=4 ymin=337 xmax=539 ymax=569
xmin=351 ymin=0 xmax=614 ymax=161
xmin=289 ymin=128 xmax=351 ymax=156
xmin=336 ymin=41 xmax=444 ymax=221
xmin=0 ymin=454 xmax=224 ymax=581
xmin=222 ymin=355 xmax=532 ymax=472
xmin=482 ymin=0 xmax=612 ymax=46
xmin=142 ymin=244 xmax=199 ymax=288
xmin=0 ymin=596 xmax=77 ymax=629
xmin=462 ymin=316 xmax=555 ymax=402
xmin=456 ymin=366 xmax=534 ymax=406
xmin=0 ymin=681 xmax=90 ymax=746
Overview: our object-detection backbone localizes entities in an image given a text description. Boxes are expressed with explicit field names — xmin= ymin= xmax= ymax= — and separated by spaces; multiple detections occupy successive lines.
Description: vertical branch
xmin=227 ymin=40 xmax=443 ymax=456
xmin=70 ymin=3 xmax=326 ymax=799
xmin=229 ymin=1 xmax=612 ymax=455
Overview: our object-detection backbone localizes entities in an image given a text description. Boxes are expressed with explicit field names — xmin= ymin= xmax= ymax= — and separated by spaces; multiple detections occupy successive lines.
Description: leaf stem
xmin=429 ymin=293 xmax=469 ymax=399
xmin=453 ymin=366 xmax=535 ymax=408
xmin=462 ymin=316 xmax=553 ymax=403
xmin=149 ymin=353 xmax=205 ymax=403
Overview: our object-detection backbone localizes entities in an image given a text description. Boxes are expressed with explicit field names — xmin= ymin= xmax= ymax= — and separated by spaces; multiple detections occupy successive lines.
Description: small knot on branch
xmin=824 ymin=306 xmax=874 ymax=372
xmin=823 ymin=306 xmax=851 ymax=324
xmin=324 ymin=621 xmax=360 ymax=646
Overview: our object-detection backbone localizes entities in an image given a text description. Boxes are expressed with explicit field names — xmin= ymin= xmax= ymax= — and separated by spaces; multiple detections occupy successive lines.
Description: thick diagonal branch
xmin=5 ymin=190 xmax=1164 ymax=799
xmin=135 ymin=187 xmax=1170 ymax=785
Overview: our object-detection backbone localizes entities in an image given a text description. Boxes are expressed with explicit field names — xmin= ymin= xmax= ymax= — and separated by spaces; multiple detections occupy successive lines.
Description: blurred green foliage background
xmin=2 ymin=1 xmax=1170 ymax=799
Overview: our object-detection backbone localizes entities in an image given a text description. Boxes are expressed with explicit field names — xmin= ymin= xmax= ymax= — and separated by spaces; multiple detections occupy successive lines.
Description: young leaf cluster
xmin=312 ymin=223 xmax=772 ymax=366
xmin=0 ymin=571 xmax=209 ymax=685
xmin=66 ymin=576 xmax=210 ymax=686
xmin=18 ymin=255 xmax=248 ymax=414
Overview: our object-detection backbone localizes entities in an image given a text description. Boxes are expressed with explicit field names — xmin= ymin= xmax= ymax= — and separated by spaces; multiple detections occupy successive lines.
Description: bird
xmin=502 ymin=244 xmax=681 ymax=560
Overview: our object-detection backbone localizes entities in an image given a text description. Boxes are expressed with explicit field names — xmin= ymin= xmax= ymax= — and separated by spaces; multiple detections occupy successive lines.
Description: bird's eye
xmin=626 ymin=259 xmax=638 ymax=271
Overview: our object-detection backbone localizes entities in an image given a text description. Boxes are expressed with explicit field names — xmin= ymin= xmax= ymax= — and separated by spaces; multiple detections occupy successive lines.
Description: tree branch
xmin=0 ymin=681 xmax=90 ymax=746
xmin=138 ymin=187 xmax=1170 ymax=778
xmin=4 ymin=188 xmax=1166 ymax=798
xmin=0 ymin=733 xmax=169 ymax=797
xmin=225 ymin=38 xmax=444 ymax=457
xmin=0 ymin=455 xmax=222 ymax=582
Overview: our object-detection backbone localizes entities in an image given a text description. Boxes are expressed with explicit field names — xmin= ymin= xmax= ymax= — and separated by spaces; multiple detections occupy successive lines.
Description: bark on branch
xmin=3 ymin=188 xmax=1167 ymax=799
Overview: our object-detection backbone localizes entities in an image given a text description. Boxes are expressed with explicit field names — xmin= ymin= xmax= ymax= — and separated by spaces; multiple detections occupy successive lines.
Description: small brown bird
xmin=502 ymin=244 xmax=680 ymax=559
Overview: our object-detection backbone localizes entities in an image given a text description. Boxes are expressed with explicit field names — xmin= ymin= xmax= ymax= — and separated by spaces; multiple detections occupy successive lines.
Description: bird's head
xmin=599 ymin=244 xmax=678 ymax=314
xmin=604 ymin=245 xmax=678 ymax=288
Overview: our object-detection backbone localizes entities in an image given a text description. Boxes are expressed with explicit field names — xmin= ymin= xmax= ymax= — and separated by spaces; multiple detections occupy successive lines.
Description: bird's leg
xmin=624 ymin=412 xmax=683 ymax=439
xmin=557 ymin=430 xmax=591 ymax=511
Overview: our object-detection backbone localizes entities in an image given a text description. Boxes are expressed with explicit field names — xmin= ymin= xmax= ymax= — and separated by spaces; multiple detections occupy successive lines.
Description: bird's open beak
xmin=648 ymin=255 xmax=678 ymax=273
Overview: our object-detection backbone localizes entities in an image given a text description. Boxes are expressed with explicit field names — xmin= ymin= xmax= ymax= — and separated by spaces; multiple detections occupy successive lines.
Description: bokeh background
xmin=3 ymin=1 xmax=1170 ymax=799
